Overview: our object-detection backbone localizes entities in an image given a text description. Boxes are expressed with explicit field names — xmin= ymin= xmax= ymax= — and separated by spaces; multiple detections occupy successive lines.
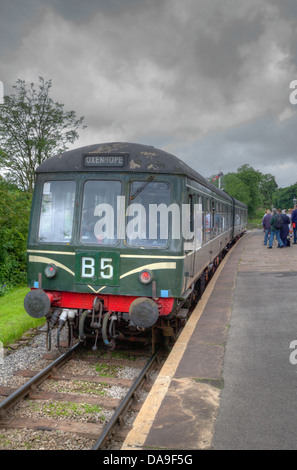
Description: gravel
xmin=0 ymin=429 xmax=96 ymax=450
xmin=0 ymin=326 xmax=151 ymax=450
xmin=0 ymin=329 xmax=50 ymax=387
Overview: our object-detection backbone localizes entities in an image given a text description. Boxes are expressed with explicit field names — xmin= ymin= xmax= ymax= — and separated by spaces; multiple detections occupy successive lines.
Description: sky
xmin=1 ymin=0 xmax=297 ymax=189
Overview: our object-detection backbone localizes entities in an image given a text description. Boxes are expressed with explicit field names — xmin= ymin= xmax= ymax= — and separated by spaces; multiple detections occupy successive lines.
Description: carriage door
xmin=184 ymin=192 xmax=195 ymax=279
xmin=210 ymin=199 xmax=214 ymax=238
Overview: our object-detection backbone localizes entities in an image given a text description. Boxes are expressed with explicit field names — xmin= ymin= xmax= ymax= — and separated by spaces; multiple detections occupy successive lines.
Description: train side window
xmin=222 ymin=204 xmax=226 ymax=231
xmin=202 ymin=196 xmax=206 ymax=243
xmin=205 ymin=198 xmax=211 ymax=242
xmin=214 ymin=202 xmax=219 ymax=236
xmin=228 ymin=204 xmax=232 ymax=228
xmin=189 ymin=194 xmax=194 ymax=234
xmin=235 ymin=208 xmax=240 ymax=225
xmin=195 ymin=195 xmax=203 ymax=248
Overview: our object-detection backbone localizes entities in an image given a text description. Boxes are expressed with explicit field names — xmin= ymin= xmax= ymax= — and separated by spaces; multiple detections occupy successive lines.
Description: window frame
xmin=37 ymin=179 xmax=77 ymax=245
xmin=79 ymin=178 xmax=123 ymax=247
xmin=126 ymin=179 xmax=173 ymax=249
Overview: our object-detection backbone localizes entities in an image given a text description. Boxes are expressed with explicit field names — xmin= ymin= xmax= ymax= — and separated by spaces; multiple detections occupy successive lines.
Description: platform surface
xmin=122 ymin=230 xmax=297 ymax=450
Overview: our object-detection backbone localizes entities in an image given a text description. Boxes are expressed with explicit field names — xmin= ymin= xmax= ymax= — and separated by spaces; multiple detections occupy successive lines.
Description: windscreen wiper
xmin=129 ymin=175 xmax=155 ymax=200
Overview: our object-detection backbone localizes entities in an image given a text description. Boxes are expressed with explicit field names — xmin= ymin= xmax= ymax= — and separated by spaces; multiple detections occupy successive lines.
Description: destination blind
xmin=83 ymin=153 xmax=127 ymax=167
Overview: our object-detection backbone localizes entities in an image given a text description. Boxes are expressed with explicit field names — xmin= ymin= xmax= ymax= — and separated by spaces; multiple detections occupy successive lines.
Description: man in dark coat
xmin=291 ymin=204 xmax=297 ymax=244
xmin=280 ymin=210 xmax=290 ymax=246
xmin=268 ymin=208 xmax=284 ymax=249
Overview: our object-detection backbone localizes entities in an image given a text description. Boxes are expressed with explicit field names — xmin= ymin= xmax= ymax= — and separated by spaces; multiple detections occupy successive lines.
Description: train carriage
xmin=24 ymin=142 xmax=247 ymax=350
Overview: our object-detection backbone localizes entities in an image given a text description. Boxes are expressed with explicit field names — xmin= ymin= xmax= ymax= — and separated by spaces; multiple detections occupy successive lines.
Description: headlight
xmin=139 ymin=270 xmax=153 ymax=284
xmin=44 ymin=264 xmax=58 ymax=278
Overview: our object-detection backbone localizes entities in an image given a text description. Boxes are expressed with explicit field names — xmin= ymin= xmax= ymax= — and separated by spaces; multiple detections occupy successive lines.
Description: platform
xmin=122 ymin=230 xmax=297 ymax=450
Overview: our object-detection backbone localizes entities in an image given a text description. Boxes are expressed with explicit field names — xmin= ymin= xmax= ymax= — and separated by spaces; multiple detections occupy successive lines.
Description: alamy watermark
xmin=289 ymin=340 xmax=297 ymax=365
xmin=289 ymin=80 xmax=297 ymax=105
xmin=82 ymin=200 xmax=204 ymax=251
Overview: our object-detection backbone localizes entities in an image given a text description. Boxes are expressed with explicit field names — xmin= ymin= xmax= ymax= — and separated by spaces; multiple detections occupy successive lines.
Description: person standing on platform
xmin=262 ymin=210 xmax=272 ymax=246
xmin=268 ymin=208 xmax=284 ymax=249
xmin=280 ymin=210 xmax=290 ymax=246
xmin=288 ymin=209 xmax=293 ymax=238
xmin=291 ymin=204 xmax=297 ymax=244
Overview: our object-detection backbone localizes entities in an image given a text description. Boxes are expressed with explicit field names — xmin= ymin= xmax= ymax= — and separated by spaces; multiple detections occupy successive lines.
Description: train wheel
xmin=102 ymin=312 xmax=115 ymax=349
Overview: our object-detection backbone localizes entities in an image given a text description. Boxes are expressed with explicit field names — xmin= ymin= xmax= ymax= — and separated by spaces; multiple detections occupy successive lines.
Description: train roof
xmin=36 ymin=142 xmax=236 ymax=203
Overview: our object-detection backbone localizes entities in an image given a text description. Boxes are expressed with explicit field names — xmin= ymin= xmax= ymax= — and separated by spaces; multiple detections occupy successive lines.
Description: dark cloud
xmin=271 ymin=0 xmax=297 ymax=19
xmin=41 ymin=0 xmax=143 ymax=22
xmin=0 ymin=0 xmax=296 ymax=188
xmin=176 ymin=113 xmax=297 ymax=187
xmin=0 ymin=0 xmax=39 ymax=51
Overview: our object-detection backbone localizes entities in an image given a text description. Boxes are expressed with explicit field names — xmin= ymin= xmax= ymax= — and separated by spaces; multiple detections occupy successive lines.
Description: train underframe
xmin=45 ymin=295 xmax=184 ymax=354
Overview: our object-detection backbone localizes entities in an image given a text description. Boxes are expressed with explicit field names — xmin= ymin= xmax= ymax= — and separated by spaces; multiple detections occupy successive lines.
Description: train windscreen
xmin=38 ymin=180 xmax=76 ymax=243
xmin=80 ymin=180 xmax=122 ymax=245
xmin=127 ymin=181 xmax=171 ymax=247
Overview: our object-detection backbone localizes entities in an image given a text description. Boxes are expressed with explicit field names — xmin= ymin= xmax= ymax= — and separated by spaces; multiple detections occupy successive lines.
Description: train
xmin=24 ymin=142 xmax=247 ymax=351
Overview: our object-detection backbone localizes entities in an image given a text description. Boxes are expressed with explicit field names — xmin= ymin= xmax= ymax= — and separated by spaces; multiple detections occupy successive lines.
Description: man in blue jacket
xmin=291 ymin=204 xmax=297 ymax=244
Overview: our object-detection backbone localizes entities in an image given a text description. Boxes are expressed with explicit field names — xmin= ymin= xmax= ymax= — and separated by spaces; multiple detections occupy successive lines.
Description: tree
xmin=223 ymin=173 xmax=251 ymax=208
xmin=0 ymin=177 xmax=32 ymax=288
xmin=0 ymin=77 xmax=86 ymax=192
xmin=218 ymin=164 xmax=279 ymax=217
xmin=235 ymin=164 xmax=262 ymax=216
xmin=259 ymin=173 xmax=278 ymax=208
xmin=273 ymin=183 xmax=297 ymax=210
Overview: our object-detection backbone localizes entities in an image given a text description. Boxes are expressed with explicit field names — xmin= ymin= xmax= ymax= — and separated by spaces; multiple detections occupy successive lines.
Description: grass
xmin=248 ymin=208 xmax=265 ymax=229
xmin=93 ymin=363 xmax=122 ymax=377
xmin=29 ymin=400 xmax=106 ymax=420
xmin=0 ymin=286 xmax=45 ymax=347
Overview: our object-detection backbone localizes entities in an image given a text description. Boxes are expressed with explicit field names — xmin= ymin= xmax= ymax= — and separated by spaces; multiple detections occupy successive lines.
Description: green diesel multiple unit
xmin=24 ymin=142 xmax=247 ymax=350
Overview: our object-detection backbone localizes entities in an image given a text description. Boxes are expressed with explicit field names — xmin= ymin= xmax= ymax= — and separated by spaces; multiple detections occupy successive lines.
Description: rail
xmin=92 ymin=349 xmax=160 ymax=450
xmin=0 ymin=342 xmax=81 ymax=417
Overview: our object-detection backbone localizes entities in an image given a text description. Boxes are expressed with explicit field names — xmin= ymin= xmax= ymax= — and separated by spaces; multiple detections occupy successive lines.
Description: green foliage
xmin=213 ymin=165 xmax=279 ymax=217
xmin=259 ymin=173 xmax=278 ymax=208
xmin=236 ymin=164 xmax=262 ymax=216
xmin=0 ymin=178 xmax=32 ymax=289
xmin=272 ymin=183 xmax=297 ymax=210
xmin=223 ymin=173 xmax=251 ymax=207
xmin=0 ymin=77 xmax=86 ymax=192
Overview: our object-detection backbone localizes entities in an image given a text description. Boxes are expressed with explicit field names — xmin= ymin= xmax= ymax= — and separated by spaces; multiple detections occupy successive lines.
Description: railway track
xmin=0 ymin=341 xmax=163 ymax=450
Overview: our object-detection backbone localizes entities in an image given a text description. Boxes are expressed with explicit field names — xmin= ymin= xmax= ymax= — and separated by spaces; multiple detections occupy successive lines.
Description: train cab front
xmin=25 ymin=166 xmax=184 ymax=352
